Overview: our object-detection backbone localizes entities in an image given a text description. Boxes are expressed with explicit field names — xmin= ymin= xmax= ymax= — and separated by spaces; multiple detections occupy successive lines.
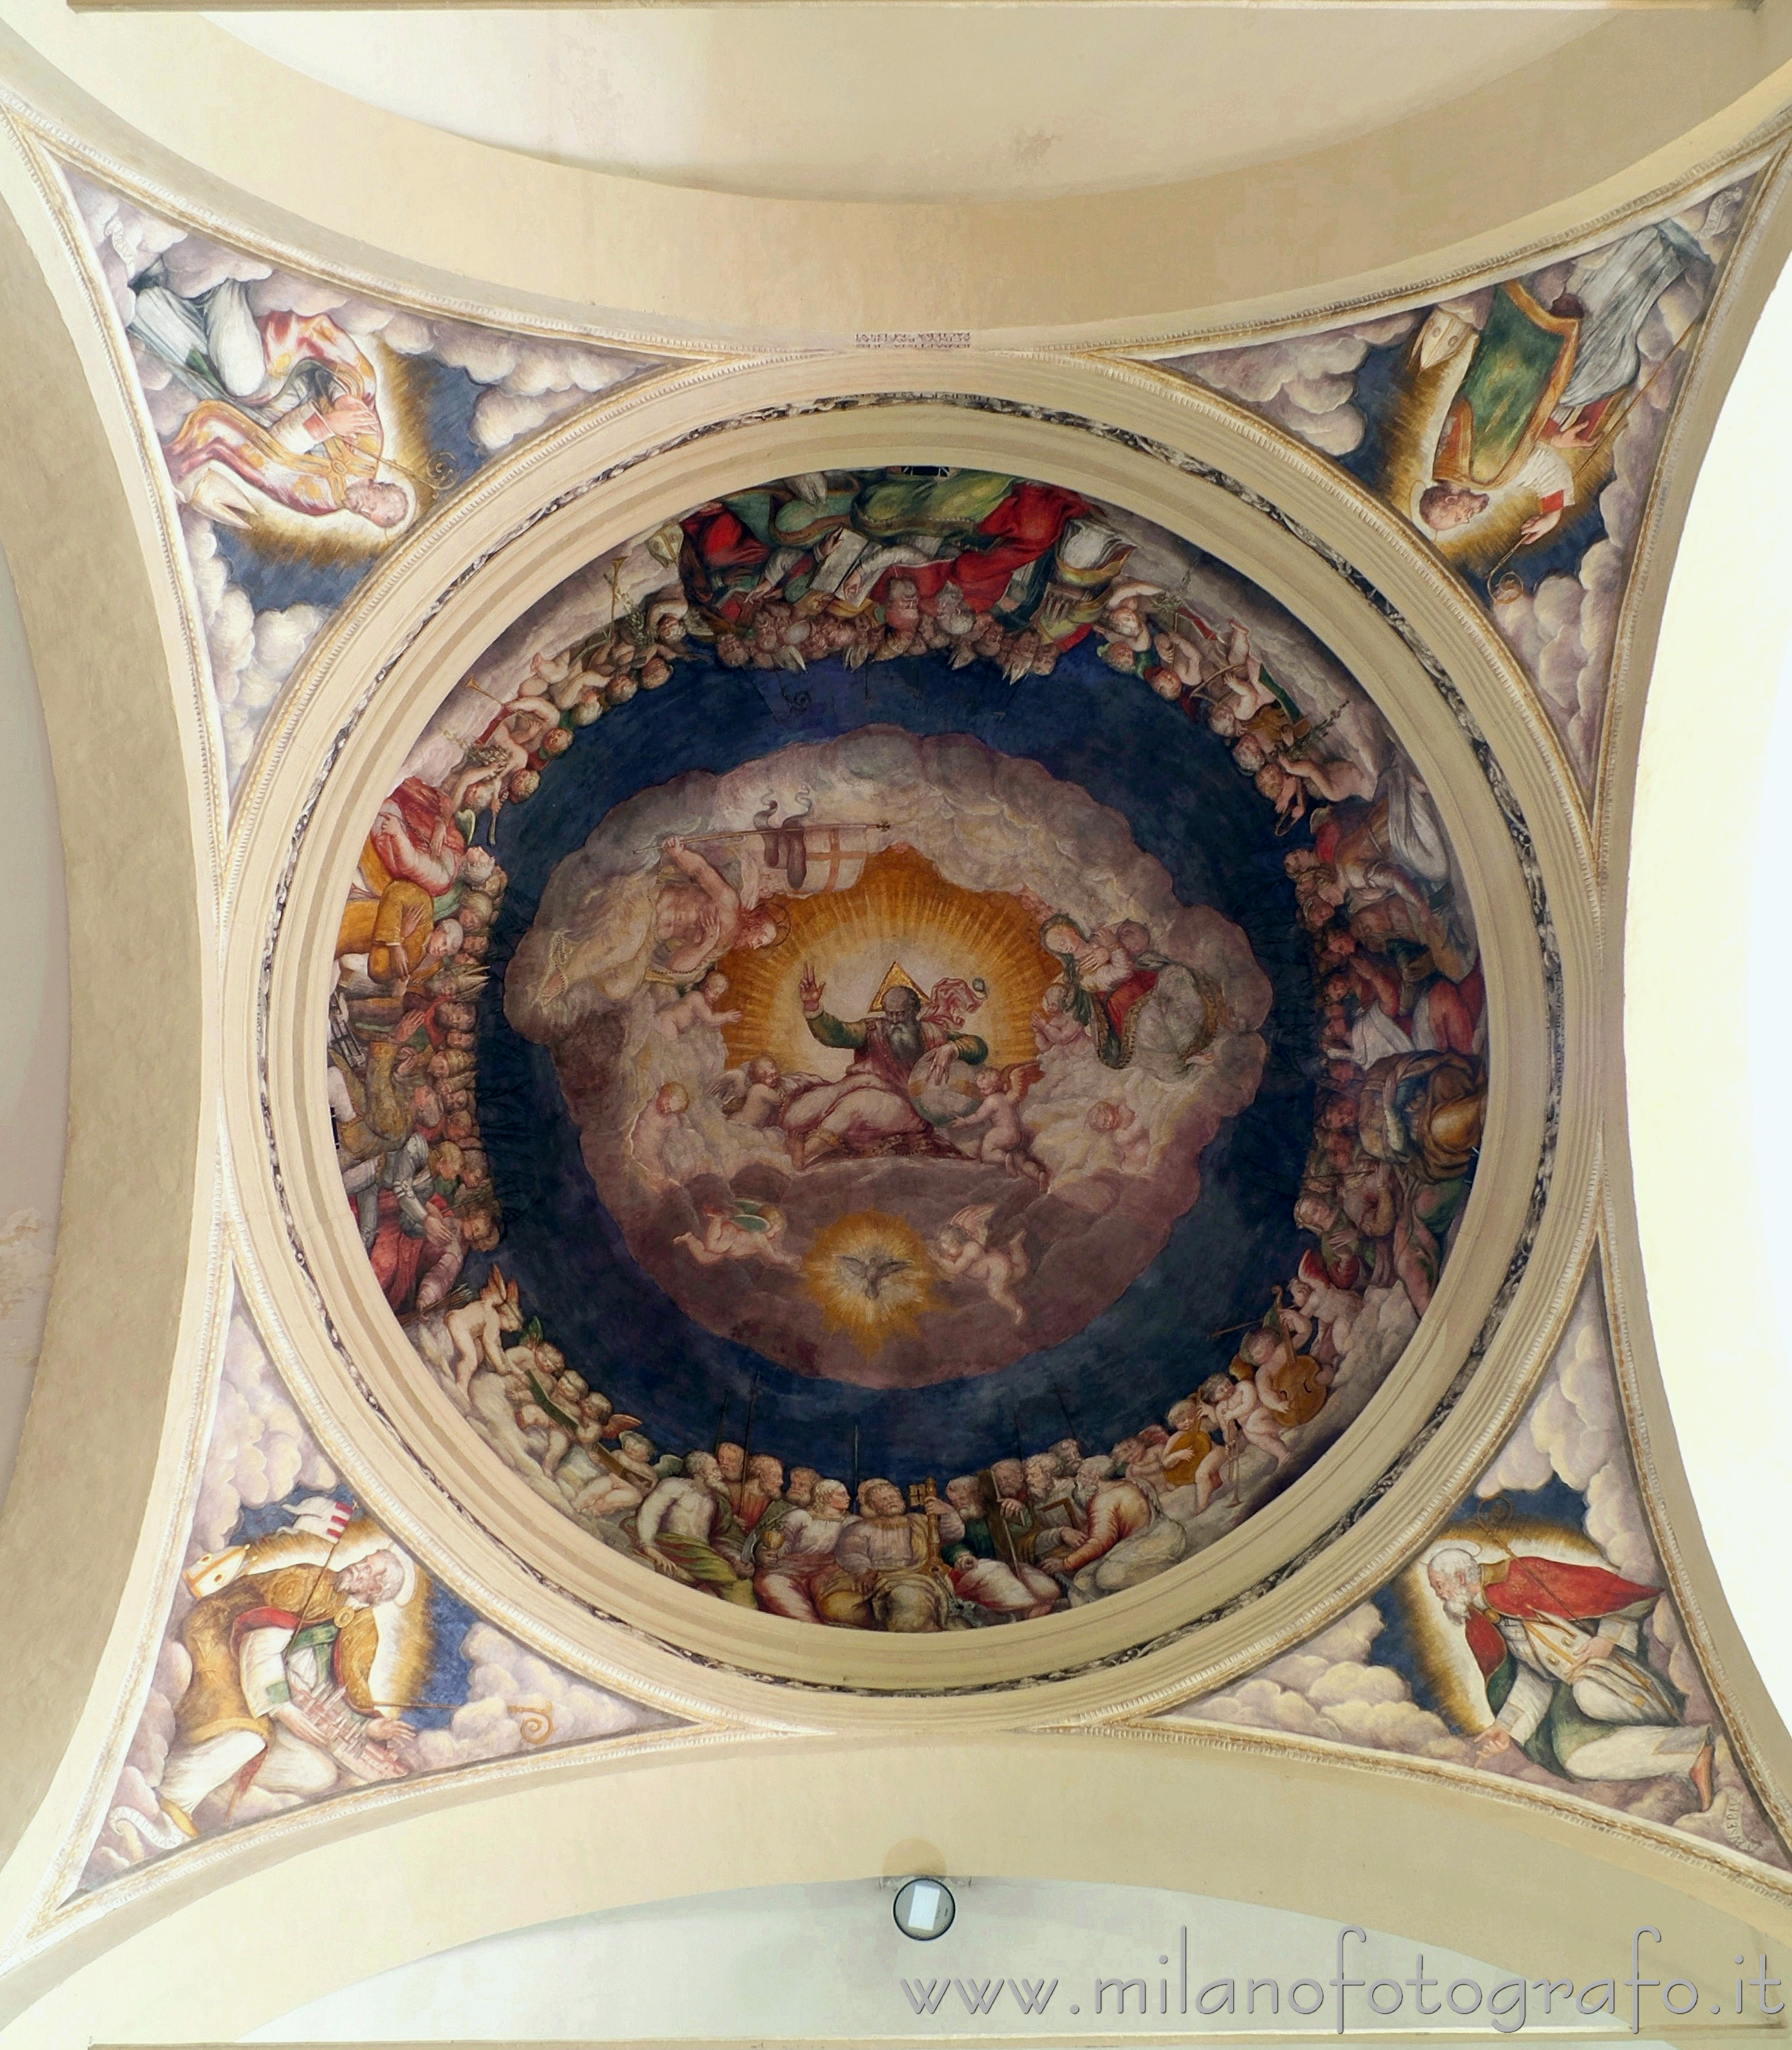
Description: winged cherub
xmin=445 ymin=1265 xmax=523 ymax=1393
xmin=928 ymin=1204 xmax=1029 ymax=1327
xmin=675 ymin=1196 xmax=802 ymax=1273
xmin=948 ymin=1062 xmax=1049 ymax=1189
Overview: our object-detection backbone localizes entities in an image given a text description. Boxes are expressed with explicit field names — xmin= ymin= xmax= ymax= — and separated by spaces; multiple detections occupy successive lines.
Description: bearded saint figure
xmin=110 ymin=1506 xmax=425 ymax=1854
xmin=1427 ymin=1544 xmax=1714 ymax=1807
xmin=131 ymin=279 xmax=412 ymax=531
xmin=780 ymin=966 xmax=989 ymax=1168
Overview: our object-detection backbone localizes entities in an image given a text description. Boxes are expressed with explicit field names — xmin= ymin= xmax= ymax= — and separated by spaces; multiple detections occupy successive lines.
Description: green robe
xmin=1439 ymin=285 xmax=1576 ymax=489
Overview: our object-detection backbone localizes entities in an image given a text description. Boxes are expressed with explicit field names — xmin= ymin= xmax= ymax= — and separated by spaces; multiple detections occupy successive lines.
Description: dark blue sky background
xmin=468 ymin=636 xmax=1319 ymax=1486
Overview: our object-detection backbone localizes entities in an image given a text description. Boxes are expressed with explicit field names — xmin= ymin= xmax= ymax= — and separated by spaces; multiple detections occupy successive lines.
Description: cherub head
xmin=702 ymin=970 xmax=730 ymax=1001
xmin=656 ymin=1082 xmax=690 ymax=1117
xmin=1238 ymin=1326 xmax=1280 ymax=1368
xmin=971 ymin=1068 xmax=1005 ymax=1098
xmin=1105 ymin=590 xmax=1147 ymax=640
xmin=747 ymin=1055 xmax=780 ymax=1086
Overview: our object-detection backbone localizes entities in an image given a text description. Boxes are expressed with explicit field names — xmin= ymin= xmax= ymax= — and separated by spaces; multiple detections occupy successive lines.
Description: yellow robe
xmin=177 ymin=1560 xmax=381 ymax=1748
xmin=334 ymin=878 xmax=435 ymax=986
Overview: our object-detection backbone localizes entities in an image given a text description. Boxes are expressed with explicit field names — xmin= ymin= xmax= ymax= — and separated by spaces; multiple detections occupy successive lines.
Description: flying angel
xmin=928 ymin=1203 xmax=1029 ymax=1327
xmin=676 ymin=1196 xmax=802 ymax=1273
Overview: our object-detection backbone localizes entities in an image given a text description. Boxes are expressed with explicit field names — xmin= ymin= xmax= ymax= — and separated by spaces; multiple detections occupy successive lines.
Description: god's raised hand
xmin=799 ymin=964 xmax=824 ymax=1014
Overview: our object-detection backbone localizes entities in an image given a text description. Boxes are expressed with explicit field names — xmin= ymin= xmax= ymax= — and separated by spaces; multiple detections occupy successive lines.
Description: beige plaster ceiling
xmin=0 ymin=541 xmax=64 ymax=1517
xmin=247 ymin=1878 xmax=1560 ymax=2042
xmin=214 ymin=7 xmax=1607 ymax=204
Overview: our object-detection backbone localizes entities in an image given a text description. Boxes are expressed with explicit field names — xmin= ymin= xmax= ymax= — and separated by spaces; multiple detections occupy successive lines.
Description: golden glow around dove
xmin=802 ymin=1210 xmax=939 ymax=1353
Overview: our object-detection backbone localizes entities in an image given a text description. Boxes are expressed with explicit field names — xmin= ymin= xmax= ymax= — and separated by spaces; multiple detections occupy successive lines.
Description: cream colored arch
xmin=14 ymin=1738 xmax=1792 ymax=2048
xmin=233 ymin=350 xmax=1565 ymax=1711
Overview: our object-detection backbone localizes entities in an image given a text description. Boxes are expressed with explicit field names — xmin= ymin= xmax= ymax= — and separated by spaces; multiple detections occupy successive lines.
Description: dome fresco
xmin=328 ymin=466 xmax=1485 ymax=1634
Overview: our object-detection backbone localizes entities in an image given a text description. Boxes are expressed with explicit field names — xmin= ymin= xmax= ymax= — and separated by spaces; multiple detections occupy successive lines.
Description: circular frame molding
xmin=224 ymin=350 xmax=1584 ymax=1719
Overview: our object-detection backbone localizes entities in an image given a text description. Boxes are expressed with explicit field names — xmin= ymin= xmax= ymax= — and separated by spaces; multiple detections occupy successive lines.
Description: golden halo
xmin=717 ymin=845 xmax=1055 ymax=1077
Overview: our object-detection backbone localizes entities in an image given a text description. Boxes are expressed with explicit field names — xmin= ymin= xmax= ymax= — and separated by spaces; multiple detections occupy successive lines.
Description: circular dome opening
xmin=323 ymin=461 xmax=1488 ymax=1651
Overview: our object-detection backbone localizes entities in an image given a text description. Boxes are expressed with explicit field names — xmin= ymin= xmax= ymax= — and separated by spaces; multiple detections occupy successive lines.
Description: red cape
xmin=1464 ymin=1554 xmax=1660 ymax=1679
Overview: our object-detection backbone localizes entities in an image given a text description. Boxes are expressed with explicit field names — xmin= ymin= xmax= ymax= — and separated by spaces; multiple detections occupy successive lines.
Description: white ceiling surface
xmin=0 ymin=543 xmax=67 ymax=1516
xmin=215 ymin=9 xmax=1604 ymax=204
xmin=252 ymin=1876 xmax=1615 ymax=2041
xmin=1629 ymin=249 xmax=1792 ymax=1742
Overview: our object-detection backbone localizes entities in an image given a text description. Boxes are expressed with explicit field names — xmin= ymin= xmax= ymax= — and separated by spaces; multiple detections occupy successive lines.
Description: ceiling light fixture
xmin=892 ymin=1877 xmax=956 ymax=1941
